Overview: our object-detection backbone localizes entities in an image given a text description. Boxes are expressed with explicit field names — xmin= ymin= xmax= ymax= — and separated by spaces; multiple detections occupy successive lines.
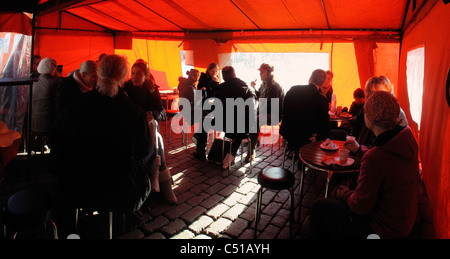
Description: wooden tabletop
xmin=328 ymin=114 xmax=353 ymax=122
xmin=299 ymin=140 xmax=361 ymax=173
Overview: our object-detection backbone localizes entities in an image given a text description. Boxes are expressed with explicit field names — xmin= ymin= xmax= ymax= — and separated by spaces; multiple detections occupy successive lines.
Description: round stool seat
xmin=257 ymin=167 xmax=295 ymax=190
xmin=3 ymin=189 xmax=52 ymax=231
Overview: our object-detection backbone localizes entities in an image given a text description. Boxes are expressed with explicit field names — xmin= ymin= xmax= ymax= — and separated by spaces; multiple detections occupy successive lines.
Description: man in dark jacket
xmin=194 ymin=66 xmax=257 ymax=162
xmin=208 ymin=66 xmax=256 ymax=166
xmin=280 ymin=69 xmax=330 ymax=157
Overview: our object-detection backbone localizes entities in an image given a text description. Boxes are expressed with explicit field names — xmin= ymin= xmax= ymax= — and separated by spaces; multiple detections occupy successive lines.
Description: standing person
xmin=247 ymin=63 xmax=284 ymax=162
xmin=308 ymin=91 xmax=421 ymax=239
xmin=31 ymin=54 xmax=42 ymax=78
xmin=124 ymin=60 xmax=176 ymax=204
xmin=197 ymin=63 xmax=220 ymax=99
xmin=177 ymin=69 xmax=209 ymax=161
xmin=280 ymin=69 xmax=330 ymax=159
xmin=31 ymin=57 xmax=59 ymax=150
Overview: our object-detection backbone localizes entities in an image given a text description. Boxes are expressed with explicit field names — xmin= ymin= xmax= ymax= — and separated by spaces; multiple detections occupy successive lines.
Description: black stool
xmin=75 ymin=208 xmax=125 ymax=239
xmin=2 ymin=189 xmax=57 ymax=239
xmin=254 ymin=167 xmax=295 ymax=239
xmin=222 ymin=135 xmax=252 ymax=174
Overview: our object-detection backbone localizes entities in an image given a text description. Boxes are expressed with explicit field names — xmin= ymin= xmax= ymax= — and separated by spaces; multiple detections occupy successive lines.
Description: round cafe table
xmin=296 ymin=140 xmax=361 ymax=223
xmin=298 ymin=140 xmax=361 ymax=199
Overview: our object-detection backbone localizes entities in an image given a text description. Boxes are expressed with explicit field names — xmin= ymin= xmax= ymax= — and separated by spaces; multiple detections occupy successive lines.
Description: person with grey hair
xmin=57 ymin=60 xmax=98 ymax=113
xmin=280 ymin=69 xmax=330 ymax=158
xmin=52 ymin=54 xmax=155 ymax=237
xmin=31 ymin=57 xmax=60 ymax=150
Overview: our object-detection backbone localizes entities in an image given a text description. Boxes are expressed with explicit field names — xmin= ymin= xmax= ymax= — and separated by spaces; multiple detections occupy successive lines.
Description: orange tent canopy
xmin=1 ymin=0 xmax=449 ymax=239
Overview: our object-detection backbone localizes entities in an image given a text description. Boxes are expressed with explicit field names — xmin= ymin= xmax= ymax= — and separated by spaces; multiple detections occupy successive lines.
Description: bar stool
xmin=254 ymin=167 xmax=295 ymax=239
xmin=2 ymin=189 xmax=58 ymax=239
xmin=221 ymin=134 xmax=253 ymax=174
xmin=282 ymin=140 xmax=297 ymax=173
xmin=74 ymin=208 xmax=125 ymax=239
xmin=259 ymin=123 xmax=281 ymax=155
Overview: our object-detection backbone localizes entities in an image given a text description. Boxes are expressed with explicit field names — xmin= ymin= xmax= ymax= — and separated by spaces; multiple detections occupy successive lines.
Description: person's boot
xmin=151 ymin=155 xmax=161 ymax=193
xmin=159 ymin=168 xmax=177 ymax=205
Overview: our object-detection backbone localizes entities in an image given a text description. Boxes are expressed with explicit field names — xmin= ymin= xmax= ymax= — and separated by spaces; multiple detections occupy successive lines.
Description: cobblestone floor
xmin=112 ymin=123 xmax=331 ymax=240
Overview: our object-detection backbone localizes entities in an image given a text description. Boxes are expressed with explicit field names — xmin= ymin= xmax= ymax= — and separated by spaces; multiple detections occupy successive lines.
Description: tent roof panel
xmin=35 ymin=0 xmax=408 ymax=32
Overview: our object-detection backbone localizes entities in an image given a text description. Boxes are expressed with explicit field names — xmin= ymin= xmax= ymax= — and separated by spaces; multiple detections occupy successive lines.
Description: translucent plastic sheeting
xmin=0 ymin=32 xmax=32 ymax=134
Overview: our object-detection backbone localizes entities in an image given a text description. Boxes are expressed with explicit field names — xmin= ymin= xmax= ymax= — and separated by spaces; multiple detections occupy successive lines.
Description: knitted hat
xmin=364 ymin=91 xmax=400 ymax=129
xmin=37 ymin=57 xmax=57 ymax=75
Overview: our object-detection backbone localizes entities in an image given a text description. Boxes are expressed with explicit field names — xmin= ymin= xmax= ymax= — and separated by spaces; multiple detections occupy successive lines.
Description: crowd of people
xmin=0 ymin=53 xmax=421 ymax=239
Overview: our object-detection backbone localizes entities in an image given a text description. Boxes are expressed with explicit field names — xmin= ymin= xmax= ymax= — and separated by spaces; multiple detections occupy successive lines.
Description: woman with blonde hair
xmin=352 ymin=76 xmax=408 ymax=147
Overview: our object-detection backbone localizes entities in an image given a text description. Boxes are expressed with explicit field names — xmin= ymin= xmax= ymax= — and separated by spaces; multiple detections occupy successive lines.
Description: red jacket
xmin=343 ymin=127 xmax=421 ymax=238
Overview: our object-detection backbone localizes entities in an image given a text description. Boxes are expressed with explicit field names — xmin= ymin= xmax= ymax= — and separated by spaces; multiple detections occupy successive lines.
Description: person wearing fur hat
xmin=31 ymin=57 xmax=60 ymax=150
xmin=308 ymin=91 xmax=421 ymax=239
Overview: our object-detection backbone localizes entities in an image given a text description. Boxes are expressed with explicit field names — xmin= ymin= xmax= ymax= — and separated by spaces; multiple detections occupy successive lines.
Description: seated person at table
xmin=248 ymin=63 xmax=284 ymax=163
xmin=197 ymin=63 xmax=220 ymax=99
xmin=124 ymin=60 xmax=176 ymax=204
xmin=208 ymin=66 xmax=257 ymax=167
xmin=53 ymin=54 xmax=156 ymax=235
xmin=308 ymin=91 xmax=421 ymax=239
xmin=349 ymin=88 xmax=365 ymax=116
xmin=123 ymin=60 xmax=166 ymax=123
xmin=280 ymin=69 xmax=330 ymax=158
xmin=352 ymin=76 xmax=408 ymax=147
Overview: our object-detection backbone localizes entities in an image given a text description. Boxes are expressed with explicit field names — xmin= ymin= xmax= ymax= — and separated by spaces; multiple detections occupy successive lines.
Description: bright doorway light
xmin=230 ymin=52 xmax=329 ymax=93
xmin=406 ymin=47 xmax=425 ymax=130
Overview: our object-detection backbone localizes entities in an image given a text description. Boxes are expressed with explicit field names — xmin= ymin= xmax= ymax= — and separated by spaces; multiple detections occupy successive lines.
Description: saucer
xmin=334 ymin=157 xmax=354 ymax=166
xmin=320 ymin=142 xmax=339 ymax=151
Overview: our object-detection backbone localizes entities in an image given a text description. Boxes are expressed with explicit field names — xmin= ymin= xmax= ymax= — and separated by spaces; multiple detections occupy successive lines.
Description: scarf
xmin=73 ymin=70 xmax=93 ymax=93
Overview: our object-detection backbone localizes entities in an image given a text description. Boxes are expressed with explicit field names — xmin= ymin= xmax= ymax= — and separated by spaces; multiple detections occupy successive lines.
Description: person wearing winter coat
xmin=308 ymin=91 xmax=421 ymax=239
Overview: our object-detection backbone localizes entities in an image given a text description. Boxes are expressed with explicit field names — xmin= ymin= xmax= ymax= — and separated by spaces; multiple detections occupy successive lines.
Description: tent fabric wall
xmin=115 ymin=38 xmax=183 ymax=90
xmin=34 ymin=31 xmax=114 ymax=76
xmin=0 ymin=13 xmax=32 ymax=36
xmin=398 ymin=1 xmax=450 ymax=239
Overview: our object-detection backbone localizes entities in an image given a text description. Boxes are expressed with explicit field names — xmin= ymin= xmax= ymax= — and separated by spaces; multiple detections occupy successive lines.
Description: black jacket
xmin=280 ymin=84 xmax=330 ymax=150
xmin=197 ymin=72 xmax=219 ymax=99
xmin=54 ymin=88 xmax=155 ymax=213
xmin=123 ymin=80 xmax=166 ymax=121
xmin=214 ymin=78 xmax=257 ymax=135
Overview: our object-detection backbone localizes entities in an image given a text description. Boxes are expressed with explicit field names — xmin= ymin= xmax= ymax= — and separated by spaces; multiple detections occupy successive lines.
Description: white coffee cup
xmin=346 ymin=136 xmax=355 ymax=142
xmin=339 ymin=149 xmax=350 ymax=164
